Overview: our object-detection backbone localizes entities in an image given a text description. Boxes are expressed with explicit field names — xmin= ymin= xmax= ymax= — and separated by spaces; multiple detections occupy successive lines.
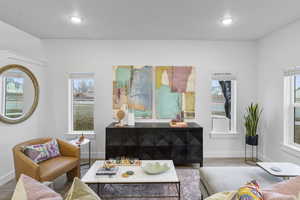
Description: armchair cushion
xmin=39 ymin=156 xmax=79 ymax=181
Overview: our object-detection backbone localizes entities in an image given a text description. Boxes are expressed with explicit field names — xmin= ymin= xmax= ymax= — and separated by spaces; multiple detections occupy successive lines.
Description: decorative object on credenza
xmin=244 ymin=103 xmax=262 ymax=163
xmin=128 ymin=109 xmax=135 ymax=126
xmin=169 ymin=120 xmax=188 ymax=128
xmin=115 ymin=109 xmax=126 ymax=127
xmin=169 ymin=111 xmax=187 ymax=127
xmin=142 ymin=162 xmax=170 ymax=175
xmin=155 ymin=66 xmax=195 ymax=119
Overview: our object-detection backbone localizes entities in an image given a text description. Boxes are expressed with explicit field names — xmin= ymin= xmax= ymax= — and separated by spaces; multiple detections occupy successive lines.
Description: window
xmin=211 ymin=73 xmax=237 ymax=134
xmin=284 ymin=69 xmax=300 ymax=149
xmin=69 ymin=73 xmax=94 ymax=133
xmin=1 ymin=71 xmax=24 ymax=118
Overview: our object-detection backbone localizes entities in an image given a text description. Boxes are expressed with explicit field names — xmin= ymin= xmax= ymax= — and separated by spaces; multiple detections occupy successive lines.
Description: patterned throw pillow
xmin=23 ymin=143 xmax=50 ymax=163
xmin=11 ymin=174 xmax=62 ymax=200
xmin=23 ymin=139 xmax=60 ymax=163
xmin=44 ymin=139 xmax=60 ymax=158
xmin=237 ymin=180 xmax=263 ymax=200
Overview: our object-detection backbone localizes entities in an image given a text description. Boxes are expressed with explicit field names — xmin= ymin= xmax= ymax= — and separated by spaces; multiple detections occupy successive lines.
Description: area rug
xmin=88 ymin=168 xmax=201 ymax=200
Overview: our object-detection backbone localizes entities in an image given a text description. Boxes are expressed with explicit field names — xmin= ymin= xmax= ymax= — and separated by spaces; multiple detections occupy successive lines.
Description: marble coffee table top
xmin=257 ymin=162 xmax=300 ymax=177
xmin=81 ymin=160 xmax=179 ymax=184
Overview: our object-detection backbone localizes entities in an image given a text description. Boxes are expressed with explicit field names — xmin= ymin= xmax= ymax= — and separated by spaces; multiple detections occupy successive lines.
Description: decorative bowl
xmin=142 ymin=162 xmax=170 ymax=175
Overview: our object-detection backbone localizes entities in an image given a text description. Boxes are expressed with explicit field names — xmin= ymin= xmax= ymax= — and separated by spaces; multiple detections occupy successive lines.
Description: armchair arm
xmin=13 ymin=150 xmax=40 ymax=181
xmin=57 ymin=139 xmax=80 ymax=158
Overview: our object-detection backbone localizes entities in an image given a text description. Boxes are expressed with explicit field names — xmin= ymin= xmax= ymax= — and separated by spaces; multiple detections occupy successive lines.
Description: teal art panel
xmin=155 ymin=85 xmax=182 ymax=119
xmin=115 ymin=66 xmax=131 ymax=88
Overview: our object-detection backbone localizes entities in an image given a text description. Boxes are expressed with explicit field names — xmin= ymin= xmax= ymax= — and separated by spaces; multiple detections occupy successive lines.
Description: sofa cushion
xmin=65 ymin=177 xmax=101 ymax=200
xmin=200 ymin=167 xmax=282 ymax=196
xmin=11 ymin=174 xmax=62 ymax=200
xmin=204 ymin=191 xmax=237 ymax=200
xmin=39 ymin=156 xmax=78 ymax=181
xmin=237 ymin=180 xmax=263 ymax=200
xmin=262 ymin=176 xmax=300 ymax=200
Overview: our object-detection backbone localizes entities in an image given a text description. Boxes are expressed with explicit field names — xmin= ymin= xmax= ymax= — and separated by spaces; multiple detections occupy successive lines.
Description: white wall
xmin=43 ymin=40 xmax=258 ymax=158
xmin=0 ymin=21 xmax=45 ymax=62
xmin=257 ymin=20 xmax=300 ymax=163
xmin=0 ymin=21 xmax=46 ymax=185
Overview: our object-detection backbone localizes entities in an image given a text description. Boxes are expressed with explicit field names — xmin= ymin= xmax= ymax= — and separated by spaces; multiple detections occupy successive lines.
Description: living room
xmin=1 ymin=0 xmax=300 ymax=200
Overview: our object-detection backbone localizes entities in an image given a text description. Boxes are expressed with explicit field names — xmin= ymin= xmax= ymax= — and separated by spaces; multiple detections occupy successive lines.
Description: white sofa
xmin=199 ymin=167 xmax=283 ymax=199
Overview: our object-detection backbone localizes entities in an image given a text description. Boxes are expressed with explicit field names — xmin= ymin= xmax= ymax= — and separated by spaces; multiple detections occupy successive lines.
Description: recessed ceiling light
xmin=221 ymin=16 xmax=233 ymax=26
xmin=70 ymin=16 xmax=83 ymax=24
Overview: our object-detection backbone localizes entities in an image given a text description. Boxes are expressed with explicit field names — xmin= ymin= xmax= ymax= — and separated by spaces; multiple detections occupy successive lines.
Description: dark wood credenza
xmin=105 ymin=122 xmax=203 ymax=166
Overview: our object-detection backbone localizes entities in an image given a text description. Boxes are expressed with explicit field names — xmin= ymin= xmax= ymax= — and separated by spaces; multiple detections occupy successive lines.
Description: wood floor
xmin=0 ymin=158 xmax=252 ymax=200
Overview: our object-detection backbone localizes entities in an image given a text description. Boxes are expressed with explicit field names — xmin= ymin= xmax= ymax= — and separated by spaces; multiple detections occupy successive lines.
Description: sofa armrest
xmin=13 ymin=150 xmax=40 ymax=181
xmin=57 ymin=139 xmax=80 ymax=158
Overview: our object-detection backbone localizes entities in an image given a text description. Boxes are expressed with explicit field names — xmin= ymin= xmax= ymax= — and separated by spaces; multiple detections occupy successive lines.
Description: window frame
xmin=283 ymin=75 xmax=300 ymax=150
xmin=211 ymin=78 xmax=237 ymax=135
xmin=68 ymin=73 xmax=95 ymax=134
xmin=0 ymin=76 xmax=4 ymax=115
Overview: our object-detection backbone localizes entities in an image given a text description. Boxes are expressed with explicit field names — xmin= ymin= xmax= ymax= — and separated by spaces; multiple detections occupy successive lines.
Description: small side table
xmin=69 ymin=138 xmax=91 ymax=168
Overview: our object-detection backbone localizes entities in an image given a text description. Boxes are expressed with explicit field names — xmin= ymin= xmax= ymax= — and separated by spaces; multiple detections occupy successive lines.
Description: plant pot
xmin=246 ymin=135 xmax=258 ymax=146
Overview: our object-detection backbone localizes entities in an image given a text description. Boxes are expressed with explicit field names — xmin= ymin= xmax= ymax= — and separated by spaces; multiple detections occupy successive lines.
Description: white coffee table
xmin=257 ymin=162 xmax=300 ymax=178
xmin=81 ymin=160 xmax=180 ymax=199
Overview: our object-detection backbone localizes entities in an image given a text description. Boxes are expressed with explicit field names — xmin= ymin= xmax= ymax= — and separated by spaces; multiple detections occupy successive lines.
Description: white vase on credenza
xmin=128 ymin=111 xmax=135 ymax=126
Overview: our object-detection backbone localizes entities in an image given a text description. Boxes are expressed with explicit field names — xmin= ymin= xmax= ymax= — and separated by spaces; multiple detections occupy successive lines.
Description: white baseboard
xmin=204 ymin=150 xmax=244 ymax=158
xmin=0 ymin=171 xmax=15 ymax=186
xmin=81 ymin=151 xmax=105 ymax=159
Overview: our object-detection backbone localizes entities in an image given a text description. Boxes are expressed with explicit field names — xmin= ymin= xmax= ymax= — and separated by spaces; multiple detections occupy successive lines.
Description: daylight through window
xmin=284 ymin=70 xmax=300 ymax=148
xmin=211 ymin=74 xmax=236 ymax=134
xmin=69 ymin=73 xmax=94 ymax=132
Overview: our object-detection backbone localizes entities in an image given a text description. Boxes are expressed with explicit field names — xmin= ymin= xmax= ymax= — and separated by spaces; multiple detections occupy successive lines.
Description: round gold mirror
xmin=0 ymin=64 xmax=39 ymax=124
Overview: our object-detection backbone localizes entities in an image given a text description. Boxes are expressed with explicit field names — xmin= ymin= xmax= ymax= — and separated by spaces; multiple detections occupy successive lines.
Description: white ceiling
xmin=0 ymin=0 xmax=300 ymax=40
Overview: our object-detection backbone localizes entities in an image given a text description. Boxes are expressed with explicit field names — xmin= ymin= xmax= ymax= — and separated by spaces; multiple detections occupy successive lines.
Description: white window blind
xmin=212 ymin=72 xmax=236 ymax=81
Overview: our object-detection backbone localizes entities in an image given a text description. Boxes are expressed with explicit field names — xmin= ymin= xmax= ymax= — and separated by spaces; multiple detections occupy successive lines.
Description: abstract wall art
xmin=113 ymin=66 xmax=153 ymax=119
xmin=155 ymin=66 xmax=195 ymax=119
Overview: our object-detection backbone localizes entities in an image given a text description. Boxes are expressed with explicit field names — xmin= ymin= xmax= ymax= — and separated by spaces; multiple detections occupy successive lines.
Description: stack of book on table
xmin=96 ymin=167 xmax=118 ymax=176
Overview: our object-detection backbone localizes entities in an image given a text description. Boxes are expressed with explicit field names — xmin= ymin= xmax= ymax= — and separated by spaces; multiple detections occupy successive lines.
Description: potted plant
xmin=244 ymin=103 xmax=262 ymax=146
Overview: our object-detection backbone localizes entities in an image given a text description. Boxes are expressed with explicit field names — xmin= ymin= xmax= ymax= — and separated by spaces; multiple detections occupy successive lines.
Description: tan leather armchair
xmin=13 ymin=138 xmax=80 ymax=182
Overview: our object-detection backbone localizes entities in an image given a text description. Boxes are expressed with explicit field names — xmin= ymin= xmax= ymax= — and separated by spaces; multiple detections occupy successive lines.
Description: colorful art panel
xmin=155 ymin=66 xmax=195 ymax=119
xmin=113 ymin=66 xmax=153 ymax=119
